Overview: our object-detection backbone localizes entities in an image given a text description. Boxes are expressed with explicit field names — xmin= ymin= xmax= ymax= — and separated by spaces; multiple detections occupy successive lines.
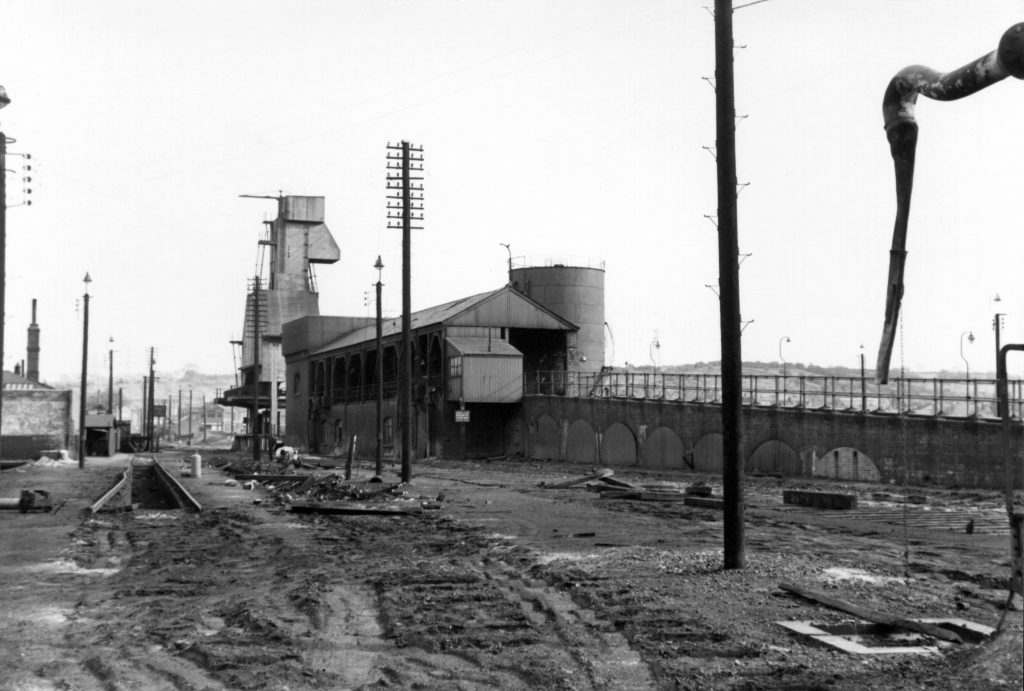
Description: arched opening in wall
xmin=315 ymin=361 xmax=326 ymax=396
xmin=646 ymin=426 xmax=685 ymax=469
xmin=748 ymin=440 xmax=801 ymax=476
xmin=332 ymin=356 xmax=346 ymax=402
xmin=533 ymin=415 xmax=560 ymax=461
xmin=566 ymin=419 xmax=596 ymax=464
xmin=428 ymin=334 xmax=443 ymax=380
xmin=383 ymin=346 xmax=399 ymax=398
xmin=694 ymin=433 xmax=723 ymax=473
xmin=601 ymin=422 xmax=637 ymax=466
xmin=363 ymin=350 xmax=378 ymax=396
xmin=347 ymin=353 xmax=363 ymax=402
xmin=815 ymin=447 xmax=881 ymax=483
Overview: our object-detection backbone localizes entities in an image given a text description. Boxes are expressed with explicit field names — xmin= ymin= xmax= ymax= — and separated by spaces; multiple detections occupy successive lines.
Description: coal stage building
xmin=283 ymin=261 xmax=605 ymax=460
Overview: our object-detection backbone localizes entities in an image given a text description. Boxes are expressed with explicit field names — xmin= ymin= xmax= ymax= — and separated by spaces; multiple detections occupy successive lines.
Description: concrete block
xmin=782 ymin=489 xmax=858 ymax=510
xmin=684 ymin=496 xmax=724 ymax=510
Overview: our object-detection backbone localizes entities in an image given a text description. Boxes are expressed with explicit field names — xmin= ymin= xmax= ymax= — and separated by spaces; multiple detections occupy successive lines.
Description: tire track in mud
xmin=309 ymin=513 xmax=653 ymax=689
xmin=56 ymin=505 xmax=654 ymax=690
xmin=58 ymin=509 xmax=394 ymax=690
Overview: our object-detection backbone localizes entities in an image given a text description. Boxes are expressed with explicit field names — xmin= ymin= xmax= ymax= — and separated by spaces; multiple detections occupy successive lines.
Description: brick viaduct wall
xmin=520 ymin=395 xmax=1022 ymax=489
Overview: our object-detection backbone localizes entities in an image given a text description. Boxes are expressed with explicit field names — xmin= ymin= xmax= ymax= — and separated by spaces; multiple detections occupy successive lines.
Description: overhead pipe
xmin=876 ymin=23 xmax=1024 ymax=383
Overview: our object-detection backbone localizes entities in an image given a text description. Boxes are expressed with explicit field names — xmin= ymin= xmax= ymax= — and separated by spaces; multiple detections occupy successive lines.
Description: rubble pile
xmin=234 ymin=471 xmax=445 ymax=515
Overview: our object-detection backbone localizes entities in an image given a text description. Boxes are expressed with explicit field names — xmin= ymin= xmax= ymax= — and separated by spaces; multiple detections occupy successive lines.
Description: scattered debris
xmin=290 ymin=502 xmax=419 ymax=516
xmin=540 ymin=467 xmax=614 ymax=489
xmin=777 ymin=618 xmax=994 ymax=655
xmin=583 ymin=475 xmax=706 ymax=503
xmin=778 ymin=582 xmax=962 ymax=643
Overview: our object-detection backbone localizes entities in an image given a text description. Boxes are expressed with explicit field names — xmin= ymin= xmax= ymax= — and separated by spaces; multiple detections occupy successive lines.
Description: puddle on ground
xmin=821 ymin=566 xmax=904 ymax=585
xmin=22 ymin=559 xmax=120 ymax=577
xmin=134 ymin=511 xmax=182 ymax=521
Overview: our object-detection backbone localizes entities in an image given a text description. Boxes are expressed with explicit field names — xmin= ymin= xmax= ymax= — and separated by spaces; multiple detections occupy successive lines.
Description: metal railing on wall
xmin=524 ymin=370 xmax=1024 ymax=420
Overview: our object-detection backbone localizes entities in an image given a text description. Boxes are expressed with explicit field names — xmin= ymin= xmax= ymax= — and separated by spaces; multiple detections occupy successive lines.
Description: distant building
xmin=2 ymin=371 xmax=72 ymax=460
xmin=282 ymin=262 xmax=605 ymax=459
xmin=217 ymin=195 xmax=341 ymax=450
xmin=0 ymin=301 xmax=73 ymax=460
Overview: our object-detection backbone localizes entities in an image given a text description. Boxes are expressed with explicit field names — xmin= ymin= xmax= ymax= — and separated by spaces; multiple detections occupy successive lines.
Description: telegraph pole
xmin=142 ymin=377 xmax=147 ymax=442
xmin=78 ymin=274 xmax=91 ymax=467
xmin=715 ymin=0 xmax=745 ymax=569
xmin=374 ymin=255 xmax=385 ymax=477
xmin=386 ymin=141 xmax=424 ymax=484
xmin=107 ymin=337 xmax=114 ymax=414
xmin=0 ymin=88 xmax=9 ymax=461
xmin=251 ymin=275 xmax=262 ymax=462
xmin=147 ymin=347 xmax=156 ymax=450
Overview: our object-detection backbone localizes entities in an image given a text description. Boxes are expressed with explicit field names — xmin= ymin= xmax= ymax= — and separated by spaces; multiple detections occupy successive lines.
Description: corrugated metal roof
xmin=446 ymin=337 xmax=522 ymax=357
xmin=311 ymin=286 xmax=575 ymax=357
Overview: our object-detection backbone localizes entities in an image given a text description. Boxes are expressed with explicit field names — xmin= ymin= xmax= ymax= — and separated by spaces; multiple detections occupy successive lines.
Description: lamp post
xmin=374 ymin=255 xmax=384 ymax=477
xmin=859 ymin=344 xmax=867 ymax=412
xmin=960 ymin=330 xmax=975 ymax=380
xmin=993 ymin=294 xmax=1007 ymax=417
xmin=649 ymin=333 xmax=661 ymax=398
xmin=78 ymin=273 xmax=91 ymax=468
xmin=107 ymin=337 xmax=114 ymax=414
xmin=779 ymin=336 xmax=790 ymax=402
xmin=961 ymin=330 xmax=975 ymax=415
xmin=500 ymin=243 xmax=512 ymax=282
xmin=0 ymin=86 xmax=10 ymax=462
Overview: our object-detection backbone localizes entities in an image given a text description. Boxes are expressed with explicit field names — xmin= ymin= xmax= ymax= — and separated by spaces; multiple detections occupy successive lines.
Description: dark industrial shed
xmin=283 ymin=285 xmax=578 ymax=459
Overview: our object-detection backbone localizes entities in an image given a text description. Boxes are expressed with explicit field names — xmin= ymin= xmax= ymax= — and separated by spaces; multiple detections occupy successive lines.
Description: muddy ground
xmin=1 ymin=450 xmax=1021 ymax=690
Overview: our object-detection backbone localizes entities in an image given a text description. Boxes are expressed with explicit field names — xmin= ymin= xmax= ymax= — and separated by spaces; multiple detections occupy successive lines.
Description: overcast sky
xmin=2 ymin=0 xmax=1023 ymax=385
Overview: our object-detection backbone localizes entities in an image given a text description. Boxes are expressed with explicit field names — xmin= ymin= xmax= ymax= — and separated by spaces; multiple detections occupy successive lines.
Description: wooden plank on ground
xmin=542 ymin=468 xmax=614 ymax=489
xmin=778 ymin=582 xmax=961 ymax=643
xmin=234 ymin=474 xmax=318 ymax=483
xmin=684 ymin=496 xmax=724 ymax=509
xmin=290 ymin=502 xmax=418 ymax=516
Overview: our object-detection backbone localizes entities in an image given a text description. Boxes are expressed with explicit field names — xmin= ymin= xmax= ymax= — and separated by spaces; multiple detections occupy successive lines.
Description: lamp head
xmin=0 ymin=86 xmax=9 ymax=110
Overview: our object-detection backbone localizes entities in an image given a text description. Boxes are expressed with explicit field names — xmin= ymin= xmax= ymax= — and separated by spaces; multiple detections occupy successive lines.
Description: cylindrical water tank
xmin=510 ymin=259 xmax=605 ymax=374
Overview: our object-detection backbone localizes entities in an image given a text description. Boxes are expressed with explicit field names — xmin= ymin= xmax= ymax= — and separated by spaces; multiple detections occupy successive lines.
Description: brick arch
xmin=646 ymin=426 xmax=685 ymax=469
xmin=747 ymin=439 xmax=801 ymax=476
xmin=815 ymin=446 xmax=880 ymax=482
xmin=600 ymin=422 xmax=637 ymax=466
xmin=693 ymin=432 xmax=723 ymax=473
xmin=566 ymin=419 xmax=596 ymax=464
xmin=532 ymin=415 xmax=560 ymax=462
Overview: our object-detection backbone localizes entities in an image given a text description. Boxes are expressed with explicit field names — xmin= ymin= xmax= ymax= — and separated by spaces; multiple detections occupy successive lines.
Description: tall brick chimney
xmin=26 ymin=298 xmax=39 ymax=382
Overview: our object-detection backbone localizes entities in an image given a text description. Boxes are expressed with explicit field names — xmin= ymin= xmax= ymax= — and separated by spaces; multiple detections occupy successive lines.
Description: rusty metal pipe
xmin=876 ymin=23 xmax=1024 ymax=383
